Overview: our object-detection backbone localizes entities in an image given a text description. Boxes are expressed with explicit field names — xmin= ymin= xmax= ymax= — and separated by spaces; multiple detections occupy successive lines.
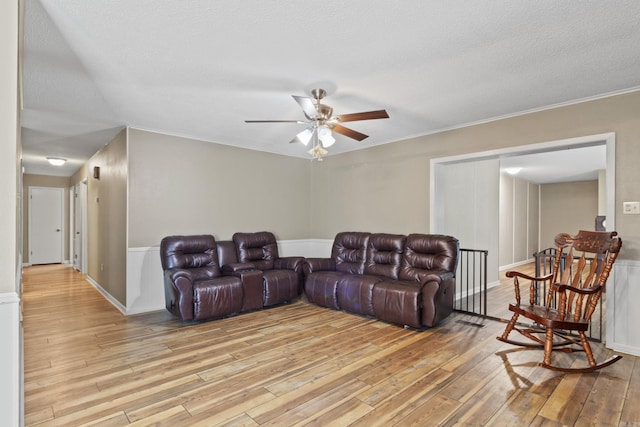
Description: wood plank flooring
xmin=23 ymin=264 xmax=640 ymax=426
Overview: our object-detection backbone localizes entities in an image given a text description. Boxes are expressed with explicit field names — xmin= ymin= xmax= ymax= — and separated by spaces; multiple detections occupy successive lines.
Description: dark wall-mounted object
xmin=93 ymin=166 xmax=100 ymax=180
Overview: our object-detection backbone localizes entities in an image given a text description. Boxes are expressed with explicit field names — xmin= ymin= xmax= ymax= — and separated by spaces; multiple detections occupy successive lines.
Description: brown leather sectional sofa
xmin=160 ymin=232 xmax=303 ymax=321
xmin=303 ymin=232 xmax=460 ymax=328
xmin=160 ymin=231 xmax=459 ymax=329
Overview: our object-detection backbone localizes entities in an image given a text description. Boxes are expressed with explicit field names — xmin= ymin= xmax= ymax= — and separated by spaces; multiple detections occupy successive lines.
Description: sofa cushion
xmin=304 ymin=271 xmax=345 ymax=310
xmin=193 ymin=277 xmax=243 ymax=320
xmin=216 ymin=240 xmax=239 ymax=267
xmin=336 ymin=274 xmax=383 ymax=316
xmin=364 ymin=233 xmax=406 ymax=280
xmin=263 ymin=269 xmax=300 ymax=306
xmin=233 ymin=231 xmax=278 ymax=270
xmin=332 ymin=232 xmax=370 ymax=275
xmin=372 ymin=280 xmax=423 ymax=328
xmin=160 ymin=234 xmax=221 ymax=278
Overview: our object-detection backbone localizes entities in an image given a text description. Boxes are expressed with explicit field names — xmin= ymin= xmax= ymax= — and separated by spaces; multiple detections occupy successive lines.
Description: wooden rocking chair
xmin=497 ymin=230 xmax=623 ymax=373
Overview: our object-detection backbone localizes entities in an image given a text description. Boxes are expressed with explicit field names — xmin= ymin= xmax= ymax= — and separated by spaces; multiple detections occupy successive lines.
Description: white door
xmin=29 ymin=187 xmax=64 ymax=265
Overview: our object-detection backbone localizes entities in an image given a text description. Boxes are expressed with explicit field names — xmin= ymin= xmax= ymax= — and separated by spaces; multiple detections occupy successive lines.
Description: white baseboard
xmin=499 ymin=258 xmax=534 ymax=271
xmin=86 ymin=275 xmax=127 ymax=315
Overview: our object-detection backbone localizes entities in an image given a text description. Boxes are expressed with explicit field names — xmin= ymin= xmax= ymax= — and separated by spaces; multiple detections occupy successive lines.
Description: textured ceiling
xmin=22 ymin=0 xmax=640 ymax=177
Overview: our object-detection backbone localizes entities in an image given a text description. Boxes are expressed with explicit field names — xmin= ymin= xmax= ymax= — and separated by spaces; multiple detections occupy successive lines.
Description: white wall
xmin=499 ymin=174 xmax=540 ymax=268
xmin=434 ymin=159 xmax=500 ymax=285
xmin=1 ymin=0 xmax=21 ymax=424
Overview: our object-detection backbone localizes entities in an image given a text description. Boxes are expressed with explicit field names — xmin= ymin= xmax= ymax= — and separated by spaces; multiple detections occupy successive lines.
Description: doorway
xmin=430 ymin=132 xmax=616 ymax=321
xmin=28 ymin=186 xmax=64 ymax=265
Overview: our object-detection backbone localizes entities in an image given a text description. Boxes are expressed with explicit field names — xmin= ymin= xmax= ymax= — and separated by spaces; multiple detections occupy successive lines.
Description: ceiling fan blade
xmin=335 ymin=110 xmax=389 ymax=123
xmin=332 ymin=124 xmax=368 ymax=141
xmin=245 ymin=120 xmax=305 ymax=123
xmin=292 ymin=95 xmax=318 ymax=119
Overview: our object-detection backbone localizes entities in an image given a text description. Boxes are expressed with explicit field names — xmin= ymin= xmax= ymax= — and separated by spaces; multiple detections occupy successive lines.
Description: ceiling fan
xmin=245 ymin=88 xmax=389 ymax=160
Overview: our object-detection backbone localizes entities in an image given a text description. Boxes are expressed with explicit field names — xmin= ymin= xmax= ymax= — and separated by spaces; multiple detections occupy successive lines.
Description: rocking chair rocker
xmin=497 ymin=230 xmax=622 ymax=373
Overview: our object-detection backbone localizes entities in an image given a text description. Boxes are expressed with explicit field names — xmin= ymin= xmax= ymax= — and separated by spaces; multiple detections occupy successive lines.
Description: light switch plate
xmin=623 ymin=201 xmax=640 ymax=214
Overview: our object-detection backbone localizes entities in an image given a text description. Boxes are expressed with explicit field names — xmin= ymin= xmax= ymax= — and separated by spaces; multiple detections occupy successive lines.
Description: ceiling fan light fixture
xmin=322 ymin=135 xmax=335 ymax=148
xmin=308 ymin=145 xmax=328 ymax=160
xmin=318 ymin=128 xmax=335 ymax=148
xmin=47 ymin=157 xmax=66 ymax=166
xmin=296 ymin=128 xmax=313 ymax=146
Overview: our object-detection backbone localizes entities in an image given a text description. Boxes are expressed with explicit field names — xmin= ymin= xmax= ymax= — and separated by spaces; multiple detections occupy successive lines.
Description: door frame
xmin=72 ymin=180 xmax=88 ymax=274
xmin=430 ymin=132 xmax=616 ymax=234
xmin=430 ymin=132 xmax=616 ymax=332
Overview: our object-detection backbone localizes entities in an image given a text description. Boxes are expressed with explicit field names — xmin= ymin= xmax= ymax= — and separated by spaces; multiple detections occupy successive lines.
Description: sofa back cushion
xmin=399 ymin=234 xmax=459 ymax=282
xmin=160 ymin=234 xmax=221 ymax=280
xmin=233 ymin=231 xmax=278 ymax=270
xmin=364 ymin=233 xmax=406 ymax=279
xmin=332 ymin=232 xmax=370 ymax=274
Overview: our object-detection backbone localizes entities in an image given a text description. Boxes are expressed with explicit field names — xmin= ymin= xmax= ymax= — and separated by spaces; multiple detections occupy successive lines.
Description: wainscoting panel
xmin=0 ymin=292 xmax=21 ymax=426
xmin=126 ymin=246 xmax=164 ymax=315
xmin=126 ymin=239 xmax=332 ymax=315
xmin=609 ymin=259 xmax=640 ymax=356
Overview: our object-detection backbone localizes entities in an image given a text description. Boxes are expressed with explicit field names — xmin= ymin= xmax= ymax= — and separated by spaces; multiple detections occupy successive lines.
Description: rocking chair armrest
xmin=551 ymin=283 xmax=603 ymax=295
xmin=506 ymin=271 xmax=553 ymax=282
xmin=508 ymin=271 xmax=554 ymax=306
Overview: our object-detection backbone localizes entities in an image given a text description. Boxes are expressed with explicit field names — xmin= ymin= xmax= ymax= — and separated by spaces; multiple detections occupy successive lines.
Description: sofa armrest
xmin=222 ymin=262 xmax=255 ymax=274
xmin=421 ymin=271 xmax=456 ymax=327
xmin=274 ymin=256 xmax=304 ymax=272
xmin=420 ymin=269 xmax=454 ymax=286
xmin=302 ymin=258 xmax=336 ymax=275
xmin=166 ymin=268 xmax=193 ymax=289
xmin=402 ymin=268 xmax=454 ymax=286
xmin=164 ymin=268 xmax=195 ymax=320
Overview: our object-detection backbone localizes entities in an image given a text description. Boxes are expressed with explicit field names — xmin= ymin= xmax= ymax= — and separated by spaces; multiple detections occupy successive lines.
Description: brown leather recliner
xmin=160 ymin=235 xmax=245 ymax=321
xmin=232 ymin=231 xmax=304 ymax=306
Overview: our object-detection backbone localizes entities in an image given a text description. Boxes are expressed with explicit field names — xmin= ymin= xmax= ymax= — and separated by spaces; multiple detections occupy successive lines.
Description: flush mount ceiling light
xmin=504 ymin=167 xmax=522 ymax=175
xmin=46 ymin=157 xmax=67 ymax=166
xmin=246 ymin=88 xmax=389 ymax=160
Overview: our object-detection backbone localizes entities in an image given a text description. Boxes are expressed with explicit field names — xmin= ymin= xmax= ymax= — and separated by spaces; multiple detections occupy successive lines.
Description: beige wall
xmin=310 ymin=145 xmax=431 ymax=237
xmin=22 ymin=174 xmax=71 ymax=263
xmin=311 ymin=91 xmax=640 ymax=260
xmin=127 ymin=128 xmax=312 ymax=247
xmin=539 ymin=180 xmax=598 ymax=248
xmin=71 ymin=129 xmax=127 ymax=305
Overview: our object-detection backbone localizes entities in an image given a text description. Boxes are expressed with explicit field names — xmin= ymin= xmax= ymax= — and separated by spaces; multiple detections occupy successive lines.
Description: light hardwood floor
xmin=23 ymin=264 xmax=640 ymax=426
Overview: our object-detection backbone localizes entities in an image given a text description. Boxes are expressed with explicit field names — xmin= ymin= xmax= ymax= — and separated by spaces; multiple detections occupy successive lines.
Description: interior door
xmin=73 ymin=181 xmax=87 ymax=273
xmin=29 ymin=187 xmax=64 ymax=265
xmin=73 ymin=184 xmax=81 ymax=270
